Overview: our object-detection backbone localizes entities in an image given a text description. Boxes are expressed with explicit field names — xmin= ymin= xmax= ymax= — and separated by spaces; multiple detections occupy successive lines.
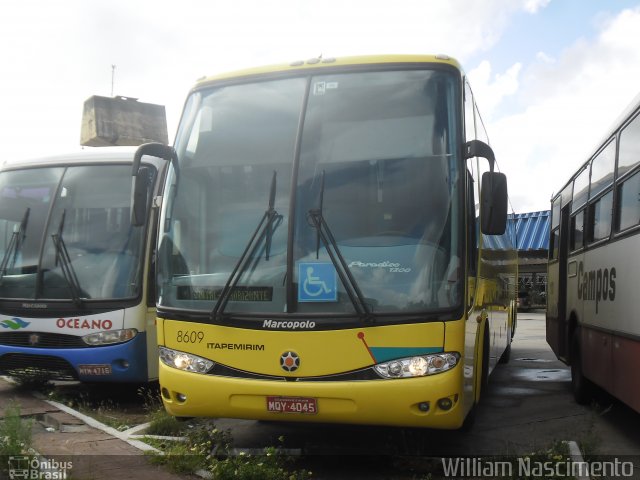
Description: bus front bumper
xmin=159 ymin=363 xmax=466 ymax=429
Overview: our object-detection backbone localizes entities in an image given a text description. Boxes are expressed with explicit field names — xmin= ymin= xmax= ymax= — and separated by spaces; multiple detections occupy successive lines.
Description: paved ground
xmin=1 ymin=312 xmax=639 ymax=480
xmin=214 ymin=312 xmax=640 ymax=458
xmin=0 ymin=380 xmax=195 ymax=480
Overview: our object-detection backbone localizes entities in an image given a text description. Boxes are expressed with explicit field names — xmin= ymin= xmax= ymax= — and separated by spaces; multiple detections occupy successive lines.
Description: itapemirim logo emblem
xmin=280 ymin=351 xmax=300 ymax=372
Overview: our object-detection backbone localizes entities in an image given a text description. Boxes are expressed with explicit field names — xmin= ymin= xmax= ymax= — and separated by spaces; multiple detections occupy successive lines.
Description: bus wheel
xmin=479 ymin=325 xmax=490 ymax=399
xmin=461 ymin=327 xmax=490 ymax=431
xmin=571 ymin=333 xmax=593 ymax=405
xmin=498 ymin=342 xmax=511 ymax=364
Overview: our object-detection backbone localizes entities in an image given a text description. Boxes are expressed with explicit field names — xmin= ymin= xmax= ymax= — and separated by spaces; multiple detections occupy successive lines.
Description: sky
xmin=1 ymin=0 xmax=640 ymax=213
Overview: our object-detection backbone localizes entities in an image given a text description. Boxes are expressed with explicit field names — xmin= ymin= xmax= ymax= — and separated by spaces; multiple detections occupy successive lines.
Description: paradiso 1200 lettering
xmin=576 ymin=261 xmax=616 ymax=313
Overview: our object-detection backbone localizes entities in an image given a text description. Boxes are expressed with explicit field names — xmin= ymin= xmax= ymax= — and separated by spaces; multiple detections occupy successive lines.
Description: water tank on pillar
xmin=80 ymin=95 xmax=168 ymax=147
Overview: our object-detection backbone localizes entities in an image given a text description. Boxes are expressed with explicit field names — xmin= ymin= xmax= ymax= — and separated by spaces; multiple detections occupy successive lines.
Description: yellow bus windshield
xmin=160 ymin=67 xmax=462 ymax=319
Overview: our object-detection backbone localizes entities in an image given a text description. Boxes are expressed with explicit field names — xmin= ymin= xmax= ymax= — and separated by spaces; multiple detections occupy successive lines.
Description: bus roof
xmin=550 ymin=91 xmax=640 ymax=202
xmin=193 ymin=54 xmax=463 ymax=90
xmin=0 ymin=146 xmax=163 ymax=172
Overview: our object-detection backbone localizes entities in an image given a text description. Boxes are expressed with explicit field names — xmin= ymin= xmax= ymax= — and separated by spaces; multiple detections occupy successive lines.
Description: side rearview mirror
xmin=131 ymin=167 xmax=151 ymax=227
xmin=480 ymin=171 xmax=508 ymax=235
xmin=131 ymin=142 xmax=177 ymax=226
xmin=464 ymin=139 xmax=508 ymax=236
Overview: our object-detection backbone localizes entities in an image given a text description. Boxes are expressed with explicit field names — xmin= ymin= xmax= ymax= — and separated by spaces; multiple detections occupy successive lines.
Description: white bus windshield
xmin=0 ymin=164 xmax=153 ymax=301
xmin=161 ymin=68 xmax=461 ymax=316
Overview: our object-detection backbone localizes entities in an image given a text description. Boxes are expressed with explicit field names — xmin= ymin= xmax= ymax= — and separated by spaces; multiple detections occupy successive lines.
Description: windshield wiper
xmin=210 ymin=171 xmax=282 ymax=321
xmin=0 ymin=207 xmax=30 ymax=283
xmin=51 ymin=210 xmax=83 ymax=306
xmin=307 ymin=171 xmax=373 ymax=322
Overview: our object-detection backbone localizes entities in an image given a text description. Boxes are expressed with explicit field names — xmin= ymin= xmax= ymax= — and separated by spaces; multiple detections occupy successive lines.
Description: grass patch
xmin=0 ymin=401 xmax=33 ymax=457
xmin=146 ymin=420 xmax=312 ymax=479
xmin=145 ymin=408 xmax=185 ymax=436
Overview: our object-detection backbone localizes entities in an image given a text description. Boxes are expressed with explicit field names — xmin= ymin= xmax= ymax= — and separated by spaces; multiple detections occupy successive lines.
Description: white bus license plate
xmin=266 ymin=396 xmax=318 ymax=414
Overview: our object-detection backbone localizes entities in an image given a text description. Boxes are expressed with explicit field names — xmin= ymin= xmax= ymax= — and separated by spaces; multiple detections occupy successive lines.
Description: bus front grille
xmin=0 ymin=353 xmax=78 ymax=381
xmin=0 ymin=332 xmax=88 ymax=348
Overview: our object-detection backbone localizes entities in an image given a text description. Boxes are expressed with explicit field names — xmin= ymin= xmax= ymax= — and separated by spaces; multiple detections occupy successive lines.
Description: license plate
xmin=266 ymin=396 xmax=318 ymax=414
xmin=78 ymin=364 xmax=112 ymax=376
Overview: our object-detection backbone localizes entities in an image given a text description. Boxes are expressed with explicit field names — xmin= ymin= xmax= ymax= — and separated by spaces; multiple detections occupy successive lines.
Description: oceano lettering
xmin=56 ymin=318 xmax=113 ymax=330
xmin=263 ymin=319 xmax=316 ymax=330
xmin=577 ymin=261 xmax=616 ymax=314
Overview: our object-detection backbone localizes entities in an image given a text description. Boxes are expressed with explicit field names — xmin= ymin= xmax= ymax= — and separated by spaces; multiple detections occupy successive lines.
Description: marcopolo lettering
xmin=262 ymin=319 xmax=316 ymax=330
xmin=57 ymin=317 xmax=113 ymax=330
xmin=577 ymin=261 xmax=616 ymax=314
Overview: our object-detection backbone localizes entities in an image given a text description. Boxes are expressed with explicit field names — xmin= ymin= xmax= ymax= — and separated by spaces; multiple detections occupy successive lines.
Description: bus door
xmin=555 ymin=204 xmax=571 ymax=360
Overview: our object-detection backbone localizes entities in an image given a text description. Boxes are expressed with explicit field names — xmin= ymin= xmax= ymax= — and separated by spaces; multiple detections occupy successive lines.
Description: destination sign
xmin=177 ymin=286 xmax=273 ymax=302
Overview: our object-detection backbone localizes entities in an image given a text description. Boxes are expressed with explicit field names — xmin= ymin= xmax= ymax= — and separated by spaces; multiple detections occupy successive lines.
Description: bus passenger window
xmin=616 ymin=170 xmax=640 ymax=231
xmin=588 ymin=191 xmax=613 ymax=242
xmin=549 ymin=227 xmax=559 ymax=260
xmin=570 ymin=211 xmax=584 ymax=251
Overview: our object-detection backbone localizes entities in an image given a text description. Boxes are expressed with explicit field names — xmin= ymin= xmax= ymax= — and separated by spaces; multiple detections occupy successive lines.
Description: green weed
xmin=0 ymin=401 xmax=33 ymax=456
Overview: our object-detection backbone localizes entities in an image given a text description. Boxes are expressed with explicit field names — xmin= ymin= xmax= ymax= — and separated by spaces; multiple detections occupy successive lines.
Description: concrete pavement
xmin=0 ymin=378 xmax=193 ymax=480
xmin=1 ymin=312 xmax=640 ymax=479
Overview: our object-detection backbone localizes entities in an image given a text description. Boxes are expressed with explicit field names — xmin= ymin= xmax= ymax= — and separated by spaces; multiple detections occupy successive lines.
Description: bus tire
xmin=479 ymin=325 xmax=490 ymax=400
xmin=571 ymin=333 xmax=592 ymax=405
xmin=461 ymin=326 xmax=490 ymax=432
xmin=460 ymin=403 xmax=477 ymax=431
xmin=498 ymin=342 xmax=511 ymax=364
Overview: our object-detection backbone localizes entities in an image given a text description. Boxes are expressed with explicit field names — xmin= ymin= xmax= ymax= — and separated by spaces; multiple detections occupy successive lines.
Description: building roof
xmin=513 ymin=210 xmax=550 ymax=251
xmin=482 ymin=210 xmax=550 ymax=252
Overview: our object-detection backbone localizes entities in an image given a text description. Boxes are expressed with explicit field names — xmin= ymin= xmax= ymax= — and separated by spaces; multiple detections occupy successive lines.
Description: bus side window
xmin=570 ymin=211 xmax=584 ymax=251
xmin=466 ymin=169 xmax=477 ymax=276
xmin=587 ymin=190 xmax=613 ymax=243
xmin=549 ymin=227 xmax=559 ymax=260
xmin=616 ymin=170 xmax=640 ymax=231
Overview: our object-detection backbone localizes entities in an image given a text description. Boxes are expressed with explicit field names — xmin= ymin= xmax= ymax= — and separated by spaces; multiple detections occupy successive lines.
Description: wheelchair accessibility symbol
xmin=298 ymin=262 xmax=337 ymax=302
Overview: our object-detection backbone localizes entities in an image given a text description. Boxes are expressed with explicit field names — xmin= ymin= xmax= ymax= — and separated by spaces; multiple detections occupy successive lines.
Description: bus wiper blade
xmin=51 ymin=210 xmax=83 ymax=306
xmin=0 ymin=207 xmax=30 ymax=282
xmin=211 ymin=171 xmax=281 ymax=321
xmin=308 ymin=172 xmax=373 ymax=322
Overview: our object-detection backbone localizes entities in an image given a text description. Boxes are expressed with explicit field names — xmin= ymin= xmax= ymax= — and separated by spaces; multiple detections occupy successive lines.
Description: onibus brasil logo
xmin=8 ymin=456 xmax=72 ymax=479
xmin=0 ymin=318 xmax=30 ymax=330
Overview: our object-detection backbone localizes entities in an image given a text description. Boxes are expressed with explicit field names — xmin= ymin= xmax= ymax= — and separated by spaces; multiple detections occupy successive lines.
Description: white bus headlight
xmin=374 ymin=352 xmax=460 ymax=379
xmin=159 ymin=346 xmax=214 ymax=374
xmin=82 ymin=328 xmax=137 ymax=346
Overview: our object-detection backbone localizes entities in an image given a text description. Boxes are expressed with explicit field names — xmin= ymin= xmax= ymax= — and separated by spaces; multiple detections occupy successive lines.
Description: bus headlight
xmin=159 ymin=346 xmax=214 ymax=374
xmin=82 ymin=328 xmax=137 ymax=346
xmin=374 ymin=352 xmax=460 ymax=379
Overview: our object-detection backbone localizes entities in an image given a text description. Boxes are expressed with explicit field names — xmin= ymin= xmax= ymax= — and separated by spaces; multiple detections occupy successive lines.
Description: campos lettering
xmin=577 ymin=261 xmax=616 ymax=314
xmin=56 ymin=318 xmax=113 ymax=330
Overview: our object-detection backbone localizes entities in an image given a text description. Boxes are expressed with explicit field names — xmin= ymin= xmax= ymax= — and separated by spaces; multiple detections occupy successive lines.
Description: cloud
xmin=523 ymin=0 xmax=551 ymax=14
xmin=480 ymin=6 xmax=640 ymax=213
xmin=0 ymin=0 xmax=537 ymax=163
xmin=468 ymin=61 xmax=522 ymax=122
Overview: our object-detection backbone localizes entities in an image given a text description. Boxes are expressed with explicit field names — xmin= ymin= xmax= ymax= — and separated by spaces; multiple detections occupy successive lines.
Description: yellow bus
xmin=135 ymin=54 xmax=517 ymax=429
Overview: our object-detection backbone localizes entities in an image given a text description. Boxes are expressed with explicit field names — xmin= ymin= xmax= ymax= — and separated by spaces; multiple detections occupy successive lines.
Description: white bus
xmin=547 ymin=93 xmax=640 ymax=412
xmin=0 ymin=148 xmax=165 ymax=383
